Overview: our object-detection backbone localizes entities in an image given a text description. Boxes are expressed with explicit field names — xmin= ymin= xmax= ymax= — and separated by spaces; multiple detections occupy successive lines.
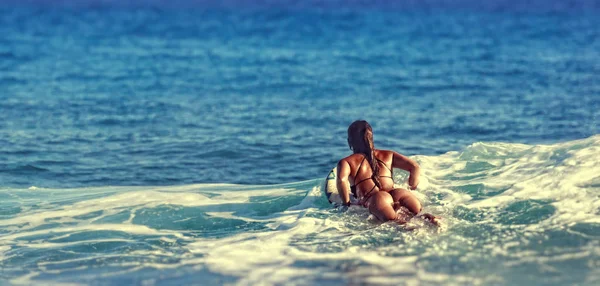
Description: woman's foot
xmin=419 ymin=213 xmax=441 ymax=226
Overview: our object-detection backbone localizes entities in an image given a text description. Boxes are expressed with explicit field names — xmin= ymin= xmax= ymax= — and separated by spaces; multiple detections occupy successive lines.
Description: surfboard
xmin=323 ymin=167 xmax=358 ymax=206
xmin=324 ymin=167 xmax=340 ymax=205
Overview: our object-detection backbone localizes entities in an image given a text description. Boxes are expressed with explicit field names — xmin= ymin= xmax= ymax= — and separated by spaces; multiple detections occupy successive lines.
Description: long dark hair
xmin=347 ymin=120 xmax=381 ymax=188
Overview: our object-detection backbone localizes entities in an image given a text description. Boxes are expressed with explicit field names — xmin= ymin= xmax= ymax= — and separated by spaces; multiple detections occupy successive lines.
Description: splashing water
xmin=1 ymin=136 xmax=599 ymax=285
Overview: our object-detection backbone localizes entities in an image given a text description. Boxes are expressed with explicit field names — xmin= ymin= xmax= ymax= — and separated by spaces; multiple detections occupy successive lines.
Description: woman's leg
xmin=367 ymin=191 xmax=402 ymax=222
xmin=389 ymin=188 xmax=440 ymax=226
xmin=388 ymin=188 xmax=422 ymax=215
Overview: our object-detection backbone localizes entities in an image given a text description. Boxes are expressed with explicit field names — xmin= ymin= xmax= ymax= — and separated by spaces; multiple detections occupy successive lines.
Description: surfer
xmin=336 ymin=120 xmax=438 ymax=225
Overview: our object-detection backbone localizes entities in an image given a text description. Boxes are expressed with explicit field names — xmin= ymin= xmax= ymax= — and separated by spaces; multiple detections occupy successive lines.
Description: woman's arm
xmin=336 ymin=159 xmax=352 ymax=206
xmin=391 ymin=151 xmax=420 ymax=190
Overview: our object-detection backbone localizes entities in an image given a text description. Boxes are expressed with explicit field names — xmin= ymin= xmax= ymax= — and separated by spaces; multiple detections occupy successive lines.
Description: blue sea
xmin=1 ymin=0 xmax=599 ymax=285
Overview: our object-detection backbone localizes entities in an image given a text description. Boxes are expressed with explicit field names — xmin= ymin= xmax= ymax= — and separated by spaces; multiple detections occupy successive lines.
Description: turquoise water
xmin=1 ymin=1 xmax=599 ymax=285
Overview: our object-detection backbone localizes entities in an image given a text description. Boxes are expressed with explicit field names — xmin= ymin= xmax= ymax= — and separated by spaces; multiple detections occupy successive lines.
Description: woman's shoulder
xmin=340 ymin=153 xmax=362 ymax=162
xmin=338 ymin=153 xmax=367 ymax=168
xmin=375 ymin=149 xmax=395 ymax=158
xmin=376 ymin=150 xmax=401 ymax=165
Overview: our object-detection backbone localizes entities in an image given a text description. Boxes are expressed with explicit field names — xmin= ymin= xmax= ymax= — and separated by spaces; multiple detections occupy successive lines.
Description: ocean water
xmin=1 ymin=0 xmax=599 ymax=285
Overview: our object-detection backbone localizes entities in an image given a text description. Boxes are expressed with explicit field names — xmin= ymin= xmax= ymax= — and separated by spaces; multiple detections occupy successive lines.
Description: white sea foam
xmin=1 ymin=136 xmax=599 ymax=285
xmin=419 ymin=135 xmax=600 ymax=227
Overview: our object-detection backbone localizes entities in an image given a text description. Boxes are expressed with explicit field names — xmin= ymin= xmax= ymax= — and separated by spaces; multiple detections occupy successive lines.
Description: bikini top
xmin=350 ymin=155 xmax=393 ymax=199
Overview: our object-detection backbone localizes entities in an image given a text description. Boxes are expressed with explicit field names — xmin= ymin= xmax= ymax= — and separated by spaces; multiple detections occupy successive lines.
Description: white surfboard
xmin=323 ymin=167 xmax=358 ymax=206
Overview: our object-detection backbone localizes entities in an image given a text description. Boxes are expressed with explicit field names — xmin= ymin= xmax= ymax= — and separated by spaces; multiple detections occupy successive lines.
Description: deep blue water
xmin=1 ymin=0 xmax=599 ymax=188
xmin=0 ymin=1 xmax=599 ymax=285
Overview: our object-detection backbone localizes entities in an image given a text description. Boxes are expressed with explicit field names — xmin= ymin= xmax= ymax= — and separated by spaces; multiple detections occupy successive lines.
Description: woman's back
xmin=346 ymin=149 xmax=395 ymax=200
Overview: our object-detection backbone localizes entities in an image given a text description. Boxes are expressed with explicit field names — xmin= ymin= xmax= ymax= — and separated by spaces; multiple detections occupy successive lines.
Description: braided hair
xmin=347 ymin=120 xmax=381 ymax=188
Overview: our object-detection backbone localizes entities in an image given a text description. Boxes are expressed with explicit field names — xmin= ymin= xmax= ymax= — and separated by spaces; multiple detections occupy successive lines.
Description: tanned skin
xmin=336 ymin=121 xmax=438 ymax=225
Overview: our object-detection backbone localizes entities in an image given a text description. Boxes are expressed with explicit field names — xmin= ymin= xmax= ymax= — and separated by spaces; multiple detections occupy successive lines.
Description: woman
xmin=336 ymin=120 xmax=438 ymax=224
